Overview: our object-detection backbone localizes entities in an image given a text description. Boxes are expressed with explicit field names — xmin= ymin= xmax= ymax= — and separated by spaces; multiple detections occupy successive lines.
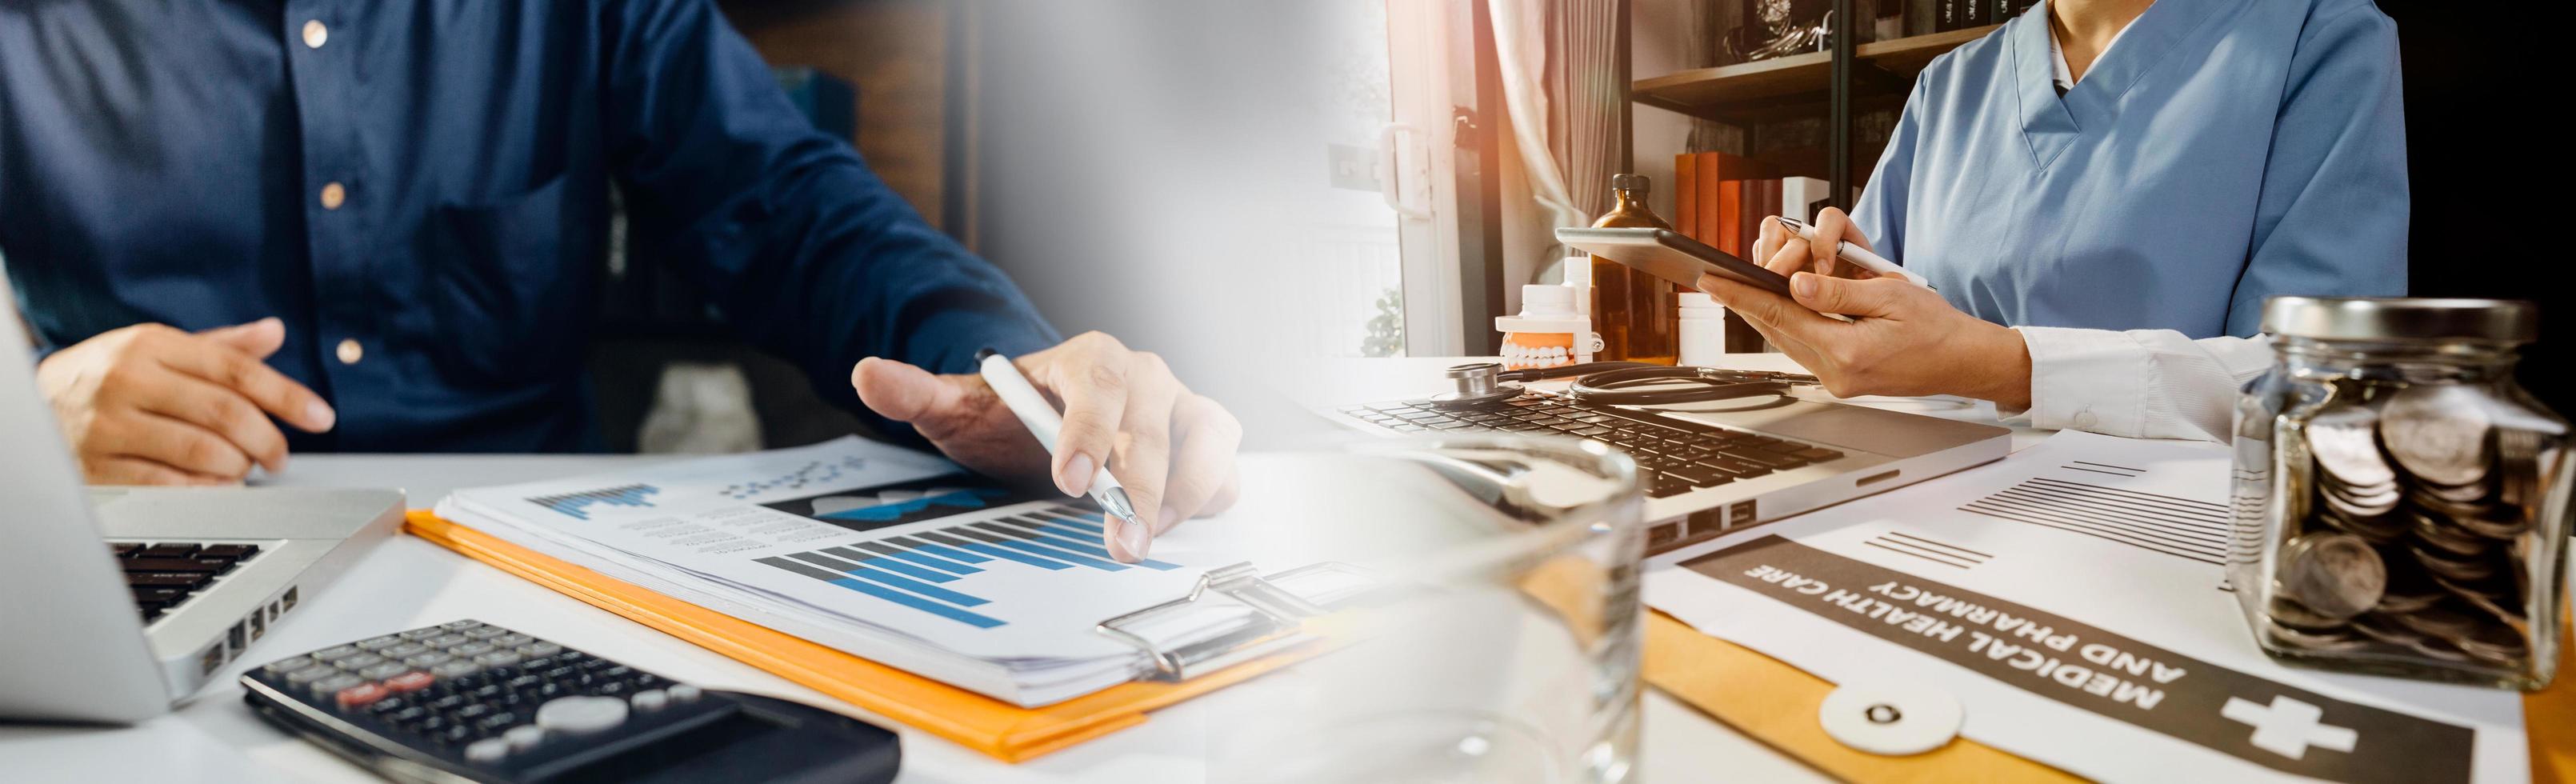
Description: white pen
xmin=975 ymin=349 xmax=1146 ymax=556
xmin=1775 ymin=216 xmax=1934 ymax=290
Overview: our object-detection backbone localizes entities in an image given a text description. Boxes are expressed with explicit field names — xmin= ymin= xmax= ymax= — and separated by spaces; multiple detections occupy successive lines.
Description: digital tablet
xmin=1554 ymin=227 xmax=1792 ymax=297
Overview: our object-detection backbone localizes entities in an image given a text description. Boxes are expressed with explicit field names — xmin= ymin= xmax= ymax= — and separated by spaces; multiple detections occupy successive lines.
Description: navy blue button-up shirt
xmin=0 ymin=0 xmax=1057 ymax=452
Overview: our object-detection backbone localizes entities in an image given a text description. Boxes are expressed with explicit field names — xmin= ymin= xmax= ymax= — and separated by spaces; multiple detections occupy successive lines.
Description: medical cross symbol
xmin=2221 ymin=695 xmax=2358 ymax=759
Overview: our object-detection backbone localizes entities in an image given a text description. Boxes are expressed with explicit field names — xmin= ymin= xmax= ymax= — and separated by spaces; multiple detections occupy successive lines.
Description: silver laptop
xmin=0 ymin=285 xmax=402 ymax=724
xmin=1328 ymin=362 xmax=2011 ymax=556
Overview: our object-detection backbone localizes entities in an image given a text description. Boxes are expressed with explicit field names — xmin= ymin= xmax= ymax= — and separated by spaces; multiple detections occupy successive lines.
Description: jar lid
xmin=2261 ymin=297 xmax=2538 ymax=344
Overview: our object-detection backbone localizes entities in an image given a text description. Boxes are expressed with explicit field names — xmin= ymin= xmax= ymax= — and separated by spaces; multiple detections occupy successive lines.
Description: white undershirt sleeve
xmin=2001 ymin=326 xmax=2276 ymax=443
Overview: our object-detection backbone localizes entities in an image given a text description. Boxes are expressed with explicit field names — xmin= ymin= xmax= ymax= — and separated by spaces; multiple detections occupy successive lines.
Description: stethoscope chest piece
xmin=1427 ymin=362 xmax=1528 ymax=408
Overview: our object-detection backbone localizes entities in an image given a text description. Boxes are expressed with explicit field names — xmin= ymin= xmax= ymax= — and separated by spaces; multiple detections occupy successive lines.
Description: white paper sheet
xmin=1645 ymin=430 xmax=2528 ymax=783
xmin=435 ymin=437 xmax=1262 ymax=706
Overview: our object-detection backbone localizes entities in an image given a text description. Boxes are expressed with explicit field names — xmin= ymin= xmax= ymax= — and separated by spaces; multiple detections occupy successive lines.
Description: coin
xmin=2406 ymin=488 xmax=2495 ymax=521
xmin=2318 ymin=487 xmax=2400 ymax=520
xmin=2406 ymin=508 xmax=2489 ymax=557
xmin=2314 ymin=505 xmax=2404 ymax=543
xmin=2372 ymin=566 xmax=2446 ymax=614
xmin=2408 ymin=543 xmax=2500 ymax=583
xmin=2276 ymin=533 xmax=2386 ymax=620
xmin=2390 ymin=603 xmax=2482 ymax=641
xmin=2454 ymin=624 xmax=2530 ymax=666
xmin=2410 ymin=637 xmax=2476 ymax=663
xmin=2264 ymin=620 xmax=2374 ymax=653
xmin=2266 ymin=597 xmax=2349 ymax=631
xmin=2378 ymin=385 xmax=2494 ymax=487
xmin=2434 ymin=575 xmax=2528 ymax=634
xmin=2307 ymin=403 xmax=2396 ymax=489
xmin=2351 ymin=614 xmax=2427 ymax=646
xmin=2416 ymin=478 xmax=2495 ymax=505
xmin=2453 ymin=508 xmax=2534 ymax=540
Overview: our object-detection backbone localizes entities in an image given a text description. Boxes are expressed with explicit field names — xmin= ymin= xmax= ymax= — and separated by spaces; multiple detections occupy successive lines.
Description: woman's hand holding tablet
xmin=1690 ymin=209 xmax=2036 ymax=409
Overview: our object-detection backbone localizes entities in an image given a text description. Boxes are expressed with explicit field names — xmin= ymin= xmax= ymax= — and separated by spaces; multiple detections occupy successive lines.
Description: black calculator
xmin=241 ymin=619 xmax=900 ymax=783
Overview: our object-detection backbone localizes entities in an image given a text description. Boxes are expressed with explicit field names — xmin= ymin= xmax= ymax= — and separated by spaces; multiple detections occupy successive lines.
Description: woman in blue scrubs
xmin=1696 ymin=0 xmax=2405 ymax=442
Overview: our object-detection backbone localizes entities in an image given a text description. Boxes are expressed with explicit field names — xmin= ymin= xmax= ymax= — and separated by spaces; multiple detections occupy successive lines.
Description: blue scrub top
xmin=0 ymin=0 xmax=1060 ymax=453
xmin=1853 ymin=0 xmax=2408 ymax=338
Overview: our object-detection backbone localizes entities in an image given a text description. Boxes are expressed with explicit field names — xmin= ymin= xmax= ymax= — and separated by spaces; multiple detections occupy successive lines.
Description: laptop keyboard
xmin=105 ymin=541 xmax=262 ymax=623
xmin=1337 ymin=390 xmax=1846 ymax=498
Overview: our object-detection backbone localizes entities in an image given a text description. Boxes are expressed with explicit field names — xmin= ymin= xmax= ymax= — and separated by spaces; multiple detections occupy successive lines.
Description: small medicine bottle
xmin=1677 ymin=292 xmax=1728 ymax=367
xmin=1590 ymin=174 xmax=1678 ymax=365
xmin=1496 ymin=285 xmax=1589 ymax=370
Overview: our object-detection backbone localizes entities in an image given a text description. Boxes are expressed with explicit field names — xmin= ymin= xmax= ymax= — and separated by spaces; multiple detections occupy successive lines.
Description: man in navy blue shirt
xmin=0 ymin=1 xmax=1233 ymax=562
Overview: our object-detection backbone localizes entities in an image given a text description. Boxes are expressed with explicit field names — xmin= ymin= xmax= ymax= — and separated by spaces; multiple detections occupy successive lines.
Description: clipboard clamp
xmin=1094 ymin=561 xmax=1375 ymax=682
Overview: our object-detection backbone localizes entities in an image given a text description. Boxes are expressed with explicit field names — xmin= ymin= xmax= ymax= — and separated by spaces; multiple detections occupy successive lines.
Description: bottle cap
xmin=1678 ymin=291 xmax=1726 ymax=310
xmin=1610 ymin=173 xmax=1649 ymax=194
xmin=1521 ymin=285 xmax=1575 ymax=318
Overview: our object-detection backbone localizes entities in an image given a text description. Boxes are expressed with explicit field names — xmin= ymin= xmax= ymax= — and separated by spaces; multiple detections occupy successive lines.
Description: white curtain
xmin=1490 ymin=0 xmax=1622 ymax=233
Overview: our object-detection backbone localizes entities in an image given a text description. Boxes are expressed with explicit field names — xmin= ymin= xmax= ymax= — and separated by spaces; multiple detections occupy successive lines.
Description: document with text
xmin=1646 ymin=430 xmax=2527 ymax=783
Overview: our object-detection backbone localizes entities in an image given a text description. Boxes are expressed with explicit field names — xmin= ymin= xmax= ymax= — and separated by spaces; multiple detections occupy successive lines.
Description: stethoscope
xmin=1426 ymin=362 xmax=1818 ymax=410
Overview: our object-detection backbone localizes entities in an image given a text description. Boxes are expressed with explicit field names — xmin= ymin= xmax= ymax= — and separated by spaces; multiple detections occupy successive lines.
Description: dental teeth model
xmin=1496 ymin=284 xmax=1591 ymax=371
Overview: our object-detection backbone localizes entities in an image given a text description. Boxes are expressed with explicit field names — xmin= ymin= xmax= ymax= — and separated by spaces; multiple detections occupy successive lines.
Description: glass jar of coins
xmin=2231 ymin=297 xmax=2567 ymax=690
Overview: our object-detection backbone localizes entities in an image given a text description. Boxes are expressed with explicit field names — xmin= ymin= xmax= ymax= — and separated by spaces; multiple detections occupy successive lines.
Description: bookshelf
xmin=1621 ymin=2 xmax=2000 ymax=351
xmin=1630 ymin=25 xmax=1994 ymax=125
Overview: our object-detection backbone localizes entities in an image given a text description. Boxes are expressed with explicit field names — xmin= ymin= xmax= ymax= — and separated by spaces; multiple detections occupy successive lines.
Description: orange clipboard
xmin=1643 ymin=609 xmax=2576 ymax=782
xmin=403 ymin=510 xmax=1329 ymax=762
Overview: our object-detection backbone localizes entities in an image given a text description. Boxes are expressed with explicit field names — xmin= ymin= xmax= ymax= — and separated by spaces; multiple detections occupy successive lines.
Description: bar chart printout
xmin=754 ymin=504 xmax=1182 ymax=628
xmin=527 ymin=484 xmax=662 ymax=520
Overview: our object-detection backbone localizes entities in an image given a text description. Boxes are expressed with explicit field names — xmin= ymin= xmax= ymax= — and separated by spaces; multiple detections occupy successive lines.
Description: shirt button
xmin=2073 ymin=409 xmax=2099 ymax=429
xmin=302 ymin=20 xmax=329 ymax=50
xmin=320 ymin=182 xmax=346 ymax=210
xmin=336 ymin=338 xmax=365 ymax=366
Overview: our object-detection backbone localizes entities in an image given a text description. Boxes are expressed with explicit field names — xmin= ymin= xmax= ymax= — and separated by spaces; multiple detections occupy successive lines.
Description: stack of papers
xmin=433 ymin=437 xmax=1260 ymax=706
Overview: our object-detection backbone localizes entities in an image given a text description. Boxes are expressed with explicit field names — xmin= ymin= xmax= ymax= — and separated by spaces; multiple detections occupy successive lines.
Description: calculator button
xmin=384 ymin=671 xmax=436 ymax=693
xmin=398 ymin=627 xmax=444 ymax=640
xmin=474 ymin=652 xmax=522 ymax=668
xmin=463 ymin=738 xmax=510 ymax=763
xmin=518 ymin=642 xmax=563 ymax=658
xmin=630 ymin=690 xmax=667 ymax=712
xmin=335 ymin=653 xmax=387 ymax=670
xmin=535 ymin=695 xmax=629 ymax=734
xmin=285 ymin=666 xmax=339 ymax=684
xmin=312 ymin=645 xmax=363 ymax=660
xmin=263 ymin=658 xmax=319 ymax=675
xmin=310 ymin=674 xmax=364 ymax=695
xmin=667 ymin=684 xmax=702 ymax=702
xmin=494 ymin=634 xmax=534 ymax=647
xmin=355 ymin=635 xmax=403 ymax=650
xmin=334 ymin=683 xmax=388 ymax=708
xmin=357 ymin=663 xmax=410 ymax=680
xmin=440 ymin=620 xmax=485 ymax=631
xmin=466 ymin=626 xmax=508 ymax=639
xmin=428 ymin=634 xmax=470 ymax=647
xmin=503 ymin=725 xmax=546 ymax=750
xmin=404 ymin=652 xmax=454 ymax=667
xmin=450 ymin=642 xmax=496 ymax=657
xmin=384 ymin=642 xmax=430 ymax=658
xmin=430 ymin=661 xmax=481 ymax=678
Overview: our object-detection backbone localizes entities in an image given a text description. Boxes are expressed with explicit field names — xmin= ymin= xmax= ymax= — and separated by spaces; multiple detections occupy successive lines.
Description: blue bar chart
xmin=762 ymin=474 xmax=1047 ymax=533
xmin=526 ymin=484 xmax=662 ymax=520
xmin=756 ymin=503 xmax=1181 ymax=628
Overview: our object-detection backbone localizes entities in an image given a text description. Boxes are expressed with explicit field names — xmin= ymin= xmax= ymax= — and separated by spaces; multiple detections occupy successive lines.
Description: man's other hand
xmin=34 ymin=319 xmax=338 ymax=485
xmin=850 ymin=332 xmax=1242 ymax=562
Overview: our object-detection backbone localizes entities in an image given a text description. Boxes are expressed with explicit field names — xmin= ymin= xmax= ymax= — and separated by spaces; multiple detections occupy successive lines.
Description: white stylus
xmin=1775 ymin=216 xmax=1934 ymax=290
xmin=975 ymin=349 xmax=1142 ymax=531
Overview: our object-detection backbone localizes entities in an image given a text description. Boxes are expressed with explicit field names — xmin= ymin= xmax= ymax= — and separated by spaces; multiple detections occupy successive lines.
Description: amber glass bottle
xmin=1589 ymin=174 xmax=1678 ymax=364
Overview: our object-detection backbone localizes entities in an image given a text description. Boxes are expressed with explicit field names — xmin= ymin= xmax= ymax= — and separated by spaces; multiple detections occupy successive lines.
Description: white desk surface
xmin=2 ymin=354 xmax=2036 ymax=783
